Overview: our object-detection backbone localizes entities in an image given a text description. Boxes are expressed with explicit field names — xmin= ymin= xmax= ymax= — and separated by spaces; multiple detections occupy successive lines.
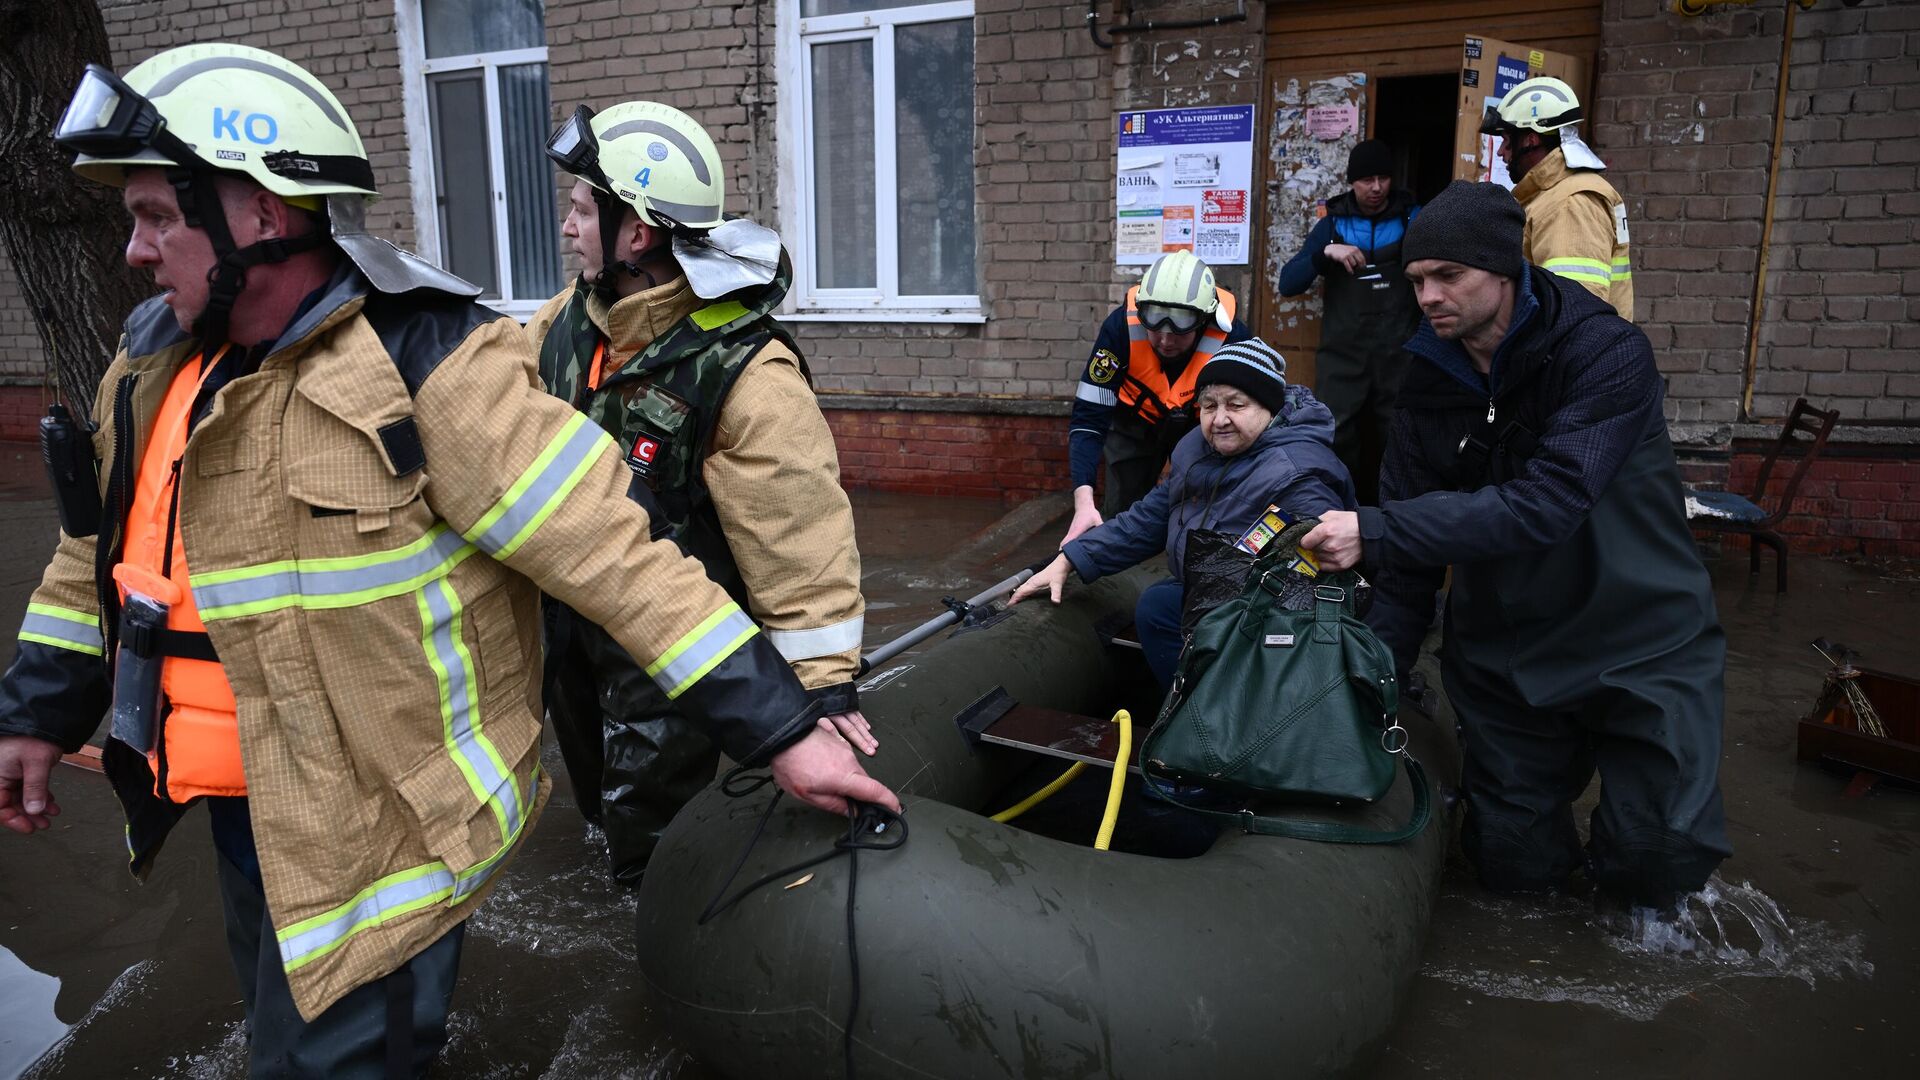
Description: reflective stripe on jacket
xmin=1514 ymin=148 xmax=1634 ymax=321
xmin=3 ymin=265 xmax=821 ymax=1022
xmin=526 ymin=272 xmax=865 ymax=695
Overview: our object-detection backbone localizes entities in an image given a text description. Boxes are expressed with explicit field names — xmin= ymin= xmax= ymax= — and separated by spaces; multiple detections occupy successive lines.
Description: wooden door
xmin=1258 ymin=70 xmax=1366 ymax=390
xmin=1452 ymin=37 xmax=1592 ymax=186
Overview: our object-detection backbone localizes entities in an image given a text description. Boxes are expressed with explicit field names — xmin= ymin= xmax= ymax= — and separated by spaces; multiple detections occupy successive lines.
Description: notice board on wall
xmin=1116 ymin=105 xmax=1256 ymax=266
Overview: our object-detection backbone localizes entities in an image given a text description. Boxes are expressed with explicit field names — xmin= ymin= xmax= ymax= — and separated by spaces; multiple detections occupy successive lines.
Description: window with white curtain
xmin=784 ymin=0 xmax=980 ymax=320
xmin=400 ymin=0 xmax=562 ymax=314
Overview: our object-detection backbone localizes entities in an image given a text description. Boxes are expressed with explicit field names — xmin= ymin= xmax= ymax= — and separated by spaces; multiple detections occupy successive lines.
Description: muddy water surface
xmin=2 ymin=479 xmax=1914 ymax=1078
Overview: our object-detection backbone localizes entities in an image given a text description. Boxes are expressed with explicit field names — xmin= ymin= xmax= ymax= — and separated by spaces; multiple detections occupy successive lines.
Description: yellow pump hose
xmin=989 ymin=763 xmax=1086 ymax=823
xmin=987 ymin=709 xmax=1132 ymax=852
xmin=1093 ymin=709 xmax=1131 ymax=851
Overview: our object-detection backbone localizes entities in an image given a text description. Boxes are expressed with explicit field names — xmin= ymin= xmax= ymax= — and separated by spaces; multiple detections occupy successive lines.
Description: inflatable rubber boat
xmin=635 ymin=568 xmax=1459 ymax=1078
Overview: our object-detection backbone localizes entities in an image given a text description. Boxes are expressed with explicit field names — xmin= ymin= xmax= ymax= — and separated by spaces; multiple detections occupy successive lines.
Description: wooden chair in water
xmin=1684 ymin=397 xmax=1840 ymax=594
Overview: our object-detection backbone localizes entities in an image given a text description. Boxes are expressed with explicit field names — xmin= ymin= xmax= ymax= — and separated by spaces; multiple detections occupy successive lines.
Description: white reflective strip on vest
xmin=644 ymin=602 xmax=760 ymax=700
xmin=275 ymin=764 xmax=538 ymax=972
xmin=418 ymin=578 xmax=523 ymax=845
xmin=1191 ymin=328 xmax=1230 ymax=363
xmin=19 ymin=603 xmax=103 ymax=656
xmin=765 ymin=614 xmax=865 ymax=662
xmin=1076 ymin=383 xmax=1118 ymax=407
xmin=463 ymin=413 xmax=610 ymax=559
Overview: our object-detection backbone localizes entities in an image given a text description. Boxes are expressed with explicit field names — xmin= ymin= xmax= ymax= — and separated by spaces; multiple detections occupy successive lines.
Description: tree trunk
xmin=0 ymin=0 xmax=148 ymax=419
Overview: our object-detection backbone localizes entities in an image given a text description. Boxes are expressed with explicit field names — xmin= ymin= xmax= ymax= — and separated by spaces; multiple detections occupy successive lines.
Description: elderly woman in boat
xmin=1013 ymin=338 xmax=1355 ymax=687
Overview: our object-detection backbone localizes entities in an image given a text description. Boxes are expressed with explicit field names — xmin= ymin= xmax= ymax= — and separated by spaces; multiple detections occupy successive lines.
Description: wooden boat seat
xmin=955 ymin=687 xmax=1140 ymax=772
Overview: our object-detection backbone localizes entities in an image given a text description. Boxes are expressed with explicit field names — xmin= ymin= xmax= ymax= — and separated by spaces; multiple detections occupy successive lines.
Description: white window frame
xmin=778 ymin=0 xmax=984 ymax=323
xmin=395 ymin=1 xmax=553 ymax=319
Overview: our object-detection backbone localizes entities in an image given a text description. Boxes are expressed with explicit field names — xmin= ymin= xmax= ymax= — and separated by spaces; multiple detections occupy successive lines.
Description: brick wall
xmin=0 ymin=249 xmax=44 ymax=439
xmin=823 ymin=407 xmax=1064 ymax=502
xmin=4 ymin=0 xmax=1911 ymax=547
xmin=1719 ymin=447 xmax=1920 ymax=558
xmin=1593 ymin=0 xmax=1918 ymax=427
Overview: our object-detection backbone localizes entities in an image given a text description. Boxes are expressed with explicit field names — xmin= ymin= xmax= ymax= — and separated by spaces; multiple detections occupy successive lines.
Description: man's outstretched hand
xmin=0 ymin=735 xmax=64 ymax=835
xmin=1300 ymin=510 xmax=1364 ymax=571
xmin=770 ymin=725 xmax=902 ymax=817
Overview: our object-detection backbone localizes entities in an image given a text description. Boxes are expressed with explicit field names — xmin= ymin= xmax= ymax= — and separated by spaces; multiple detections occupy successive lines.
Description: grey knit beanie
xmin=1194 ymin=338 xmax=1288 ymax=414
xmin=1401 ymin=180 xmax=1527 ymax=279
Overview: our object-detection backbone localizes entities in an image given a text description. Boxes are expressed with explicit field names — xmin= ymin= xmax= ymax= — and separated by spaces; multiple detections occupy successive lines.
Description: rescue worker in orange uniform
xmin=0 ymin=44 xmax=897 ymax=1078
xmin=1061 ymin=251 xmax=1252 ymax=545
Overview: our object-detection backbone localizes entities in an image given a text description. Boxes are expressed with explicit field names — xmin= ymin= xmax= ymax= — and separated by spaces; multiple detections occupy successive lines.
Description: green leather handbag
xmin=1139 ymin=525 xmax=1430 ymax=844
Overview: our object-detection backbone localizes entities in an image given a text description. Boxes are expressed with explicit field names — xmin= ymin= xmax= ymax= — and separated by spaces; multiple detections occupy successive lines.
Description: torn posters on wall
xmin=1264 ymin=72 xmax=1366 ymax=331
xmin=1116 ymin=105 xmax=1254 ymax=265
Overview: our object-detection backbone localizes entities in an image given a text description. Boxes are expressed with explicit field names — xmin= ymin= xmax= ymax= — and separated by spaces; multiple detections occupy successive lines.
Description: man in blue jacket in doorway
xmin=1279 ymin=140 xmax=1422 ymax=504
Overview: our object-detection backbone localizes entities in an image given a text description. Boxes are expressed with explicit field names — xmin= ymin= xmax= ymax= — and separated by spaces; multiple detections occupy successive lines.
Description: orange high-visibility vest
xmin=120 ymin=349 xmax=245 ymax=801
xmin=1116 ymin=285 xmax=1237 ymax=425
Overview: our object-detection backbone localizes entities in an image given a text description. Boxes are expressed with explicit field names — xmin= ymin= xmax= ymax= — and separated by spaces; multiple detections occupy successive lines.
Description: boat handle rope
xmin=698 ymin=767 xmax=907 ymax=1080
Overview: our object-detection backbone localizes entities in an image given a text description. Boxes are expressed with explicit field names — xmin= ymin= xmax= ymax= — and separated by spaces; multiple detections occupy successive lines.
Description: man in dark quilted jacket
xmin=1301 ymin=181 xmax=1729 ymax=912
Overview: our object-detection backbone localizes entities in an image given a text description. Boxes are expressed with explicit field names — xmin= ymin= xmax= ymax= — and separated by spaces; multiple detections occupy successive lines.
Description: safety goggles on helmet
xmin=1137 ymin=302 xmax=1205 ymax=334
xmin=1477 ymin=105 xmax=1518 ymax=139
xmin=57 ymin=61 xmax=378 ymax=191
xmin=55 ymin=64 xmax=196 ymax=164
xmin=547 ymin=104 xmax=611 ymax=189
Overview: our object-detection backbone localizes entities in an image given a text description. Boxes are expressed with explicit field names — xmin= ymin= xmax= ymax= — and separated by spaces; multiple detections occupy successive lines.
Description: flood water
xmin=1 ymin=466 xmax=1915 ymax=1078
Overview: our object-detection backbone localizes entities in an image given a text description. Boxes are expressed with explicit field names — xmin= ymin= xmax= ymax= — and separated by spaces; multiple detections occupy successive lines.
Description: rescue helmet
xmin=548 ymin=100 xmax=725 ymax=232
xmin=1479 ymin=76 xmax=1584 ymax=137
xmin=54 ymin=43 xmax=372 ymax=344
xmin=1136 ymin=251 xmax=1228 ymax=334
xmin=59 ymin=42 xmax=376 ymax=199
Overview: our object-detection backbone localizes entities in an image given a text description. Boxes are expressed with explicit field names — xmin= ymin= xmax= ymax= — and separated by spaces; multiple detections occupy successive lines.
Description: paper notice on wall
xmin=1195 ymin=225 xmax=1241 ymax=262
xmin=1117 ymin=163 xmax=1163 ymax=210
xmin=1172 ymin=151 xmax=1222 ymax=188
xmin=1201 ymin=189 xmax=1247 ymax=224
xmin=1115 ymin=105 xmax=1254 ymax=265
xmin=1161 ymin=205 xmax=1195 ymax=251
xmin=1479 ymin=95 xmax=1514 ymax=189
xmin=1117 ymin=217 xmax=1162 ymax=259
xmin=1304 ymin=103 xmax=1359 ymax=140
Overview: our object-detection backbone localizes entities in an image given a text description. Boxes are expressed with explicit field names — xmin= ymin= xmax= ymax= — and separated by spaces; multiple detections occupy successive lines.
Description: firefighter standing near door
xmin=0 ymin=45 xmax=896 ymax=1076
xmin=1481 ymin=75 xmax=1635 ymax=321
xmin=1061 ymin=251 xmax=1252 ymax=544
xmin=525 ymin=100 xmax=872 ymax=887
xmin=1277 ymin=139 xmax=1423 ymax=505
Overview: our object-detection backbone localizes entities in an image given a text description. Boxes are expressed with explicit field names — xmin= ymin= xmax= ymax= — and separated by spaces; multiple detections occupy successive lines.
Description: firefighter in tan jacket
xmin=1481 ymin=76 xmax=1635 ymax=321
xmin=526 ymin=100 xmax=873 ymax=885
xmin=0 ymin=45 xmax=896 ymax=1077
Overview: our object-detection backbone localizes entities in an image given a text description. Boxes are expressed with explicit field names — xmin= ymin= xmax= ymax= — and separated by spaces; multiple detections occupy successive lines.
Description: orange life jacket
xmin=1116 ymin=285 xmax=1237 ymax=425
xmin=119 ymin=348 xmax=245 ymax=801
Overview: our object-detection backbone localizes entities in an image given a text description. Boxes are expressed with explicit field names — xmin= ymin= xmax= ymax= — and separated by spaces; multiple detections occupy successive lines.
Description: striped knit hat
xmin=1194 ymin=338 xmax=1288 ymax=413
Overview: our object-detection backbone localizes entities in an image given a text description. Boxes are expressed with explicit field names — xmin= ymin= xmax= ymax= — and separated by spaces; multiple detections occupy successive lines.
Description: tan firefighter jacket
xmin=526 ymin=276 xmax=864 ymax=694
xmin=2 ymin=268 xmax=822 ymax=1020
xmin=1513 ymin=147 xmax=1635 ymax=321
